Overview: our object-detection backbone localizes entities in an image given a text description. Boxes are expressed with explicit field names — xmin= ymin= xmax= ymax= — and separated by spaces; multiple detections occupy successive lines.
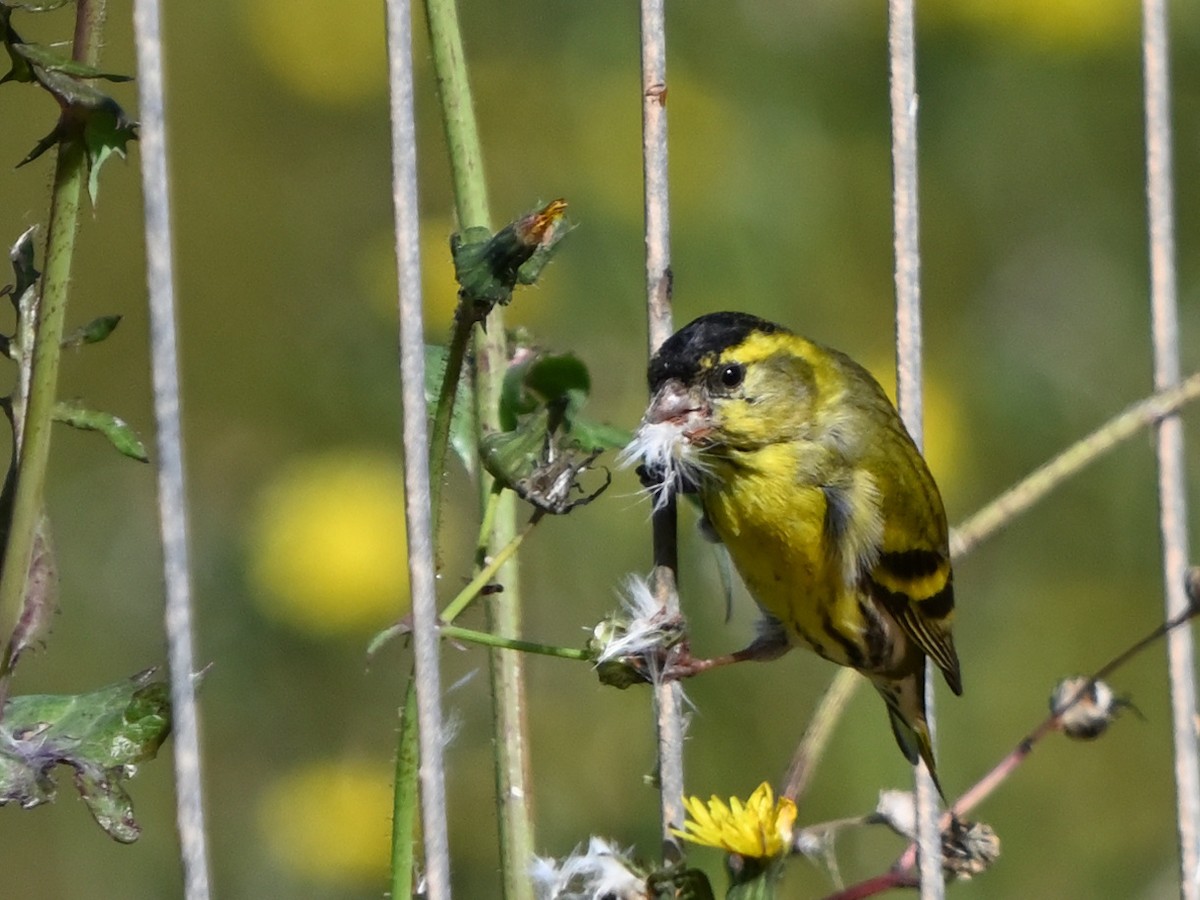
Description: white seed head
xmin=531 ymin=836 xmax=647 ymax=900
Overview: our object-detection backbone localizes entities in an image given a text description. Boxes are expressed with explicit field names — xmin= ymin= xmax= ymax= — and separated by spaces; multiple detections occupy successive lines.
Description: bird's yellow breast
xmin=701 ymin=444 xmax=870 ymax=665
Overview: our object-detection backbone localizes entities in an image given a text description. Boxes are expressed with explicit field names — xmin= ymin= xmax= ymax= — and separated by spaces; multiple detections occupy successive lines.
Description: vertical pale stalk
xmin=1141 ymin=1 xmax=1200 ymax=894
xmin=132 ymin=1 xmax=213 ymax=896
xmin=639 ymin=0 xmax=685 ymax=860
xmin=385 ymin=2 xmax=453 ymax=897
xmin=0 ymin=0 xmax=106 ymax=709
xmin=886 ymin=0 xmax=944 ymax=895
xmin=422 ymin=2 xmax=535 ymax=897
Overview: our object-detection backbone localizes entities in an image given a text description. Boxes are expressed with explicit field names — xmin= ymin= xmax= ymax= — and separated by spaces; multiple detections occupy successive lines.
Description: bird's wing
xmin=866 ymin=415 xmax=963 ymax=695
xmin=870 ymin=551 xmax=962 ymax=695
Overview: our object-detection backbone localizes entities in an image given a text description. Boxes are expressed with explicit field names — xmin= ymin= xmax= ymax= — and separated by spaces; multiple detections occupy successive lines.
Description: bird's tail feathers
xmin=874 ymin=675 xmax=948 ymax=805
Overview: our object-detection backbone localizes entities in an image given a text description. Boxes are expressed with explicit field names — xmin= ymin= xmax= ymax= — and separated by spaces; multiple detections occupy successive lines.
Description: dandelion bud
xmin=1050 ymin=676 xmax=1120 ymax=740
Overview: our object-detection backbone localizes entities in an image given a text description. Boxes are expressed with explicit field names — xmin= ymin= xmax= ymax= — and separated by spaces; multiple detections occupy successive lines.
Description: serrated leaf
xmin=4 ymin=27 xmax=138 ymax=200
xmin=62 ymin=313 xmax=121 ymax=349
xmin=424 ymin=343 xmax=475 ymax=474
xmin=0 ymin=669 xmax=171 ymax=842
xmin=1 ymin=1 xmax=75 ymax=12
xmin=499 ymin=351 xmax=590 ymax=431
xmin=568 ymin=417 xmax=630 ymax=451
xmin=53 ymin=401 xmax=148 ymax=462
xmin=82 ymin=100 xmax=135 ymax=205
xmin=10 ymin=41 xmax=131 ymax=81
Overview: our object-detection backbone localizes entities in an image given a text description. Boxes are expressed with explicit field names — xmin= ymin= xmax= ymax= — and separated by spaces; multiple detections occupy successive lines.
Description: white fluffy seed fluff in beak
xmin=618 ymin=379 xmax=711 ymax=511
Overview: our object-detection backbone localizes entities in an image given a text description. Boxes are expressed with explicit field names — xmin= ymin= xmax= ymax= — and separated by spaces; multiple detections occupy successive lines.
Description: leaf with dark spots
xmin=0 ymin=669 xmax=172 ymax=842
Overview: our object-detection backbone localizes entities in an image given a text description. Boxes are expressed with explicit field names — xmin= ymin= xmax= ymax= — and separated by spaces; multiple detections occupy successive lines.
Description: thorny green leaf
xmin=79 ymin=96 xmax=135 ymax=204
xmin=53 ymin=400 xmax=149 ymax=462
xmin=0 ymin=668 xmax=171 ymax=842
xmin=61 ymin=313 xmax=120 ymax=349
xmin=425 ymin=343 xmax=475 ymax=475
xmin=450 ymin=199 xmax=569 ymax=319
xmin=4 ymin=39 xmax=131 ymax=83
xmin=2 ymin=12 xmax=137 ymax=203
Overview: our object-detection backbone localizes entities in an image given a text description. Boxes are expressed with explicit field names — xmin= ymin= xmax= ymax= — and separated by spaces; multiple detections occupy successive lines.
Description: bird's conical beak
xmin=645 ymin=379 xmax=705 ymax=426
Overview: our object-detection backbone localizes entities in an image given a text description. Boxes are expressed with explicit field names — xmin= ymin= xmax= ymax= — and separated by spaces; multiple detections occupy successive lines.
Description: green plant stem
xmin=423 ymin=0 xmax=490 ymax=228
xmin=427 ymin=307 xmax=474 ymax=538
xmin=441 ymin=509 xmax=542 ymax=624
xmin=0 ymin=0 xmax=109 ymax=712
xmin=425 ymin=0 xmax=533 ymax=883
xmin=391 ymin=674 xmax=420 ymax=896
xmin=401 ymin=2 xmax=535 ymax=897
xmin=440 ymin=624 xmax=591 ymax=660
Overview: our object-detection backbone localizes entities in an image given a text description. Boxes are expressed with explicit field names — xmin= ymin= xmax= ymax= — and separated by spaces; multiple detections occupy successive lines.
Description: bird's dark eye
xmin=717 ymin=362 xmax=745 ymax=390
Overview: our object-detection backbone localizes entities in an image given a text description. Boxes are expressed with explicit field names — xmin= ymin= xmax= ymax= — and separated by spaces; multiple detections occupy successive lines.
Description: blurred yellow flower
xmin=258 ymin=758 xmax=393 ymax=883
xmin=249 ymin=451 xmax=409 ymax=634
xmin=923 ymin=0 xmax=1135 ymax=50
xmin=673 ymin=782 xmax=797 ymax=859
xmin=242 ymin=0 xmax=386 ymax=106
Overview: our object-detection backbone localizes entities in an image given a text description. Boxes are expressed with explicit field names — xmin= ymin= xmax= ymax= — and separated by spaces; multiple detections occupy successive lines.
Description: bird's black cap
xmin=647 ymin=312 xmax=789 ymax=390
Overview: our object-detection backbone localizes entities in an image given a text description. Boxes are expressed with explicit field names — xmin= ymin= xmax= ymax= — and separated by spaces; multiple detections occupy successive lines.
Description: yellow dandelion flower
xmin=673 ymin=782 xmax=797 ymax=860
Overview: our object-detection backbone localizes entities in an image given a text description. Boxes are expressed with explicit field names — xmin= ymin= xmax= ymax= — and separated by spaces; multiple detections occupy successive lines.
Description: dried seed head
xmin=1050 ymin=676 xmax=1121 ymax=740
xmin=942 ymin=818 xmax=1001 ymax=881
xmin=531 ymin=836 xmax=647 ymax=900
xmin=589 ymin=576 xmax=686 ymax=688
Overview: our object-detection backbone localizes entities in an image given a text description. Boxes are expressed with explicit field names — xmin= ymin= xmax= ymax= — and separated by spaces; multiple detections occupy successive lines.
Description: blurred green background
xmin=2 ymin=1 xmax=1200 ymax=897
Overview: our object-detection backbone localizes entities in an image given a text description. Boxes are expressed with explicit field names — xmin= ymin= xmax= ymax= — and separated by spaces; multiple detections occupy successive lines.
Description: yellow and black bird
xmin=625 ymin=311 xmax=962 ymax=797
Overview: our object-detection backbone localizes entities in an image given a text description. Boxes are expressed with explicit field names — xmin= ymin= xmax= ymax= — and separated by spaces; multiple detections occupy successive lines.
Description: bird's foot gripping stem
xmin=661 ymin=627 xmax=791 ymax=681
